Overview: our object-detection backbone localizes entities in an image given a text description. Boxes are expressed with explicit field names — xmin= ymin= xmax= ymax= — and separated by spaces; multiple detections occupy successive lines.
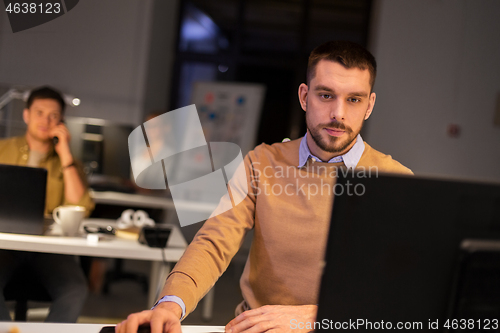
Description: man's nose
xmin=40 ymin=115 xmax=52 ymax=125
xmin=329 ymin=100 xmax=346 ymax=121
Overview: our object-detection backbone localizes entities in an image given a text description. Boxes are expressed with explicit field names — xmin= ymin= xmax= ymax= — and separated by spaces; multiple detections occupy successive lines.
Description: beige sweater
xmin=163 ymin=138 xmax=412 ymax=316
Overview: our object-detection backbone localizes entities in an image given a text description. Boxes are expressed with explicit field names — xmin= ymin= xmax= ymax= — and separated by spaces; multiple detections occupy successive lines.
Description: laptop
xmin=316 ymin=173 xmax=500 ymax=332
xmin=0 ymin=164 xmax=47 ymax=235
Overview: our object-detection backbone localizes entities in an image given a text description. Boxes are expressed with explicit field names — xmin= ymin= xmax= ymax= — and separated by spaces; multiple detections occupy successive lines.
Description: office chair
xmin=102 ymin=258 xmax=149 ymax=294
xmin=3 ymin=267 xmax=52 ymax=321
xmin=89 ymin=204 xmax=160 ymax=295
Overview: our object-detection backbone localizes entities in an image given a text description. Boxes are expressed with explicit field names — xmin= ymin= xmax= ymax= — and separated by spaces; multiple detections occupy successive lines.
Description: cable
xmin=161 ymin=246 xmax=167 ymax=266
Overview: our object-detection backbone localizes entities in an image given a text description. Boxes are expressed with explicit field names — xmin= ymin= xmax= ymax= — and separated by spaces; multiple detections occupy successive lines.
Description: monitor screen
xmin=316 ymin=173 xmax=500 ymax=332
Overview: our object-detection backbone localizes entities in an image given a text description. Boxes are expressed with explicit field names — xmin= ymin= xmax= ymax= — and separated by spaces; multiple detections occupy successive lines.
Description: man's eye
xmin=348 ymin=98 xmax=360 ymax=103
xmin=320 ymin=94 xmax=332 ymax=99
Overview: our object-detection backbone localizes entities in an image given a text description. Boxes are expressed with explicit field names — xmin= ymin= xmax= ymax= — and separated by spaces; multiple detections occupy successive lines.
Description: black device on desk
xmin=139 ymin=225 xmax=173 ymax=248
xmin=316 ymin=173 xmax=500 ymax=332
xmin=0 ymin=164 xmax=47 ymax=235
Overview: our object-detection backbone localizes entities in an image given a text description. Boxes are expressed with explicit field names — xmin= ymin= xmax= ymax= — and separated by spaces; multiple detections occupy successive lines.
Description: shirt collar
xmin=298 ymin=133 xmax=365 ymax=169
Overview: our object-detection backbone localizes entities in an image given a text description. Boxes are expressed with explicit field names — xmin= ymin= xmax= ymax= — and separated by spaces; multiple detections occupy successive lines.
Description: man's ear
xmin=298 ymin=83 xmax=308 ymax=112
xmin=364 ymin=92 xmax=376 ymax=120
xmin=22 ymin=109 xmax=30 ymax=124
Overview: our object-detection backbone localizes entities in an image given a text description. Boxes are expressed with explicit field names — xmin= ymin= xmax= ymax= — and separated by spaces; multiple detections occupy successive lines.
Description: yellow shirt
xmin=0 ymin=136 xmax=94 ymax=216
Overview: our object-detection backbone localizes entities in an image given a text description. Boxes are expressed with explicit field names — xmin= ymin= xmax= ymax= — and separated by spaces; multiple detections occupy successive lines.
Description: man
xmin=117 ymin=41 xmax=412 ymax=333
xmin=0 ymin=86 xmax=94 ymax=322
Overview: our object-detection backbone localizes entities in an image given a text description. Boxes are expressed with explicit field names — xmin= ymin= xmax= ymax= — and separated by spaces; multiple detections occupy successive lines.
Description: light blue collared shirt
xmin=298 ymin=133 xmax=365 ymax=169
xmin=152 ymin=295 xmax=186 ymax=319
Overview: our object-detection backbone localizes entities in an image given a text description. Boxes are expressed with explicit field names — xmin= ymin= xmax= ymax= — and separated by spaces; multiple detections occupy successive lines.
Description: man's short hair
xmin=26 ymin=86 xmax=66 ymax=115
xmin=307 ymin=40 xmax=377 ymax=90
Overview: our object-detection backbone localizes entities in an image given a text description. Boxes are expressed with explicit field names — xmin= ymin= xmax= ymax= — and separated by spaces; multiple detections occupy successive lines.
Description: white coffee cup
xmin=52 ymin=205 xmax=86 ymax=236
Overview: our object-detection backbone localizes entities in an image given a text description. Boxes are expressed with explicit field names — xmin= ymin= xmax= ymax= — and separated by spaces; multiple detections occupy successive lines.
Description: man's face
xmin=23 ymin=98 xmax=62 ymax=142
xmin=298 ymin=60 xmax=376 ymax=159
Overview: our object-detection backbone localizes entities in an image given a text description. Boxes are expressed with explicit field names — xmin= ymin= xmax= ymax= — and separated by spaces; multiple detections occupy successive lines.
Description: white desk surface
xmin=0 ymin=219 xmax=188 ymax=306
xmin=0 ymin=323 xmax=225 ymax=333
xmin=90 ymin=191 xmax=217 ymax=213
xmin=90 ymin=191 xmax=175 ymax=209
xmin=0 ymin=219 xmax=187 ymax=262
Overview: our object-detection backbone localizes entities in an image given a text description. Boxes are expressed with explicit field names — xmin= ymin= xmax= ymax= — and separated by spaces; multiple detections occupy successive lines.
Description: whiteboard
xmin=191 ymin=81 xmax=266 ymax=155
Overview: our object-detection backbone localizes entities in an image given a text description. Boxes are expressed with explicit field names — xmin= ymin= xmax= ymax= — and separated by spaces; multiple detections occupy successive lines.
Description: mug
xmin=52 ymin=205 xmax=86 ymax=236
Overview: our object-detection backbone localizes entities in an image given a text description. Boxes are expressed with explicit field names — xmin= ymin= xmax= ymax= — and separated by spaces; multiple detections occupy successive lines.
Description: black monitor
xmin=316 ymin=173 xmax=500 ymax=332
xmin=0 ymin=164 xmax=47 ymax=235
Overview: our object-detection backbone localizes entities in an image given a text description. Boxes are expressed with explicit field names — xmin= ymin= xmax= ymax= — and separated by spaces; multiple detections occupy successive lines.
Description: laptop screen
xmin=316 ymin=173 xmax=500 ymax=332
xmin=0 ymin=164 xmax=47 ymax=235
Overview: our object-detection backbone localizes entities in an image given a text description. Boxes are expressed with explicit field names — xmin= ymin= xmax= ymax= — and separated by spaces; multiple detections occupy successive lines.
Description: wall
xmin=141 ymin=0 xmax=179 ymax=120
xmin=3 ymin=0 xmax=498 ymax=181
xmin=368 ymin=0 xmax=500 ymax=182
xmin=0 ymin=0 xmax=178 ymax=126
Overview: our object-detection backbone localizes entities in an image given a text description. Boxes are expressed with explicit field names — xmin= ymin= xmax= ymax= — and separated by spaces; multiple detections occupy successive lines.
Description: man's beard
xmin=306 ymin=117 xmax=361 ymax=154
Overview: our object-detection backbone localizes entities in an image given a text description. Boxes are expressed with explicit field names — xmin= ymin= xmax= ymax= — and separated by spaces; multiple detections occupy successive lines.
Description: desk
xmin=0 ymin=323 xmax=225 ymax=333
xmin=90 ymin=191 xmax=174 ymax=210
xmin=0 ymin=219 xmax=188 ymax=306
xmin=89 ymin=192 xmax=218 ymax=320
xmin=90 ymin=191 xmax=218 ymax=223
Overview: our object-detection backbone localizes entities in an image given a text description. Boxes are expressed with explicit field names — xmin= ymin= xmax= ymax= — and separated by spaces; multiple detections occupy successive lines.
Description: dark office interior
xmin=1 ymin=0 xmax=500 ymax=328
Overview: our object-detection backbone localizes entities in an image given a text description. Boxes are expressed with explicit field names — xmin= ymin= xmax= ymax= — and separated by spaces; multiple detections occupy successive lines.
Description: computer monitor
xmin=0 ymin=164 xmax=47 ymax=235
xmin=316 ymin=173 xmax=500 ymax=332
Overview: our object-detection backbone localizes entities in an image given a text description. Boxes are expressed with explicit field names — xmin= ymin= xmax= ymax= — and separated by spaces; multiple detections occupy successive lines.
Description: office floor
xmin=14 ymin=260 xmax=244 ymax=325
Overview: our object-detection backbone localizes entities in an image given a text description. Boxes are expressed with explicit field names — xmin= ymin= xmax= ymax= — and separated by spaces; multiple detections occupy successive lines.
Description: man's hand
xmin=115 ymin=302 xmax=182 ymax=333
xmin=49 ymin=123 xmax=73 ymax=166
xmin=225 ymin=305 xmax=317 ymax=333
